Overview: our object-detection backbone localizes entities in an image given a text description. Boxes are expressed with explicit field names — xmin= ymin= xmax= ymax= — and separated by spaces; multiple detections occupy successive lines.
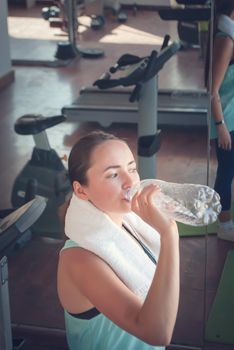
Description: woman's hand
xmin=131 ymin=184 xmax=178 ymax=235
xmin=217 ymin=124 xmax=232 ymax=150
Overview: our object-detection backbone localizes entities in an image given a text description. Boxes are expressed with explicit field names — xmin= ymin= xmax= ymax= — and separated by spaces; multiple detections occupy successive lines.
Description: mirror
xmin=205 ymin=1 xmax=234 ymax=349
xmin=155 ymin=2 xmax=210 ymax=349
xmin=4 ymin=1 xmax=222 ymax=349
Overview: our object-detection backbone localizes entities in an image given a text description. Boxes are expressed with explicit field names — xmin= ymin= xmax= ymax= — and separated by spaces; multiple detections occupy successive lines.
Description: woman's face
xmin=83 ymin=140 xmax=140 ymax=224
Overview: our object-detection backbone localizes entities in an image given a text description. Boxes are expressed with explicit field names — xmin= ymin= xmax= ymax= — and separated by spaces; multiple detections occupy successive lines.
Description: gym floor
xmin=1 ymin=2 xmax=234 ymax=349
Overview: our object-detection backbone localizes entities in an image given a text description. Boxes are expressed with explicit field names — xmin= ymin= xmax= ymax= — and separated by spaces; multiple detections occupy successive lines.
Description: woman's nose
xmin=122 ymin=172 xmax=134 ymax=189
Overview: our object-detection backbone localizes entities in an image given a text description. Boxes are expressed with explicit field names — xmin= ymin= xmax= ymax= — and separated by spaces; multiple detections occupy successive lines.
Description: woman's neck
xmin=107 ymin=212 xmax=124 ymax=228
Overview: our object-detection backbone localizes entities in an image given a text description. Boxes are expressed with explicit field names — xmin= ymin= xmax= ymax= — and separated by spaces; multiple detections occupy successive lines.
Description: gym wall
xmin=0 ymin=0 xmax=14 ymax=90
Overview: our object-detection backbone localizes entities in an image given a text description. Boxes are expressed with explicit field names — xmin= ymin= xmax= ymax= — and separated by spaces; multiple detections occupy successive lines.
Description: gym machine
xmin=63 ymin=36 xmax=181 ymax=179
xmin=43 ymin=0 xmax=127 ymax=31
xmin=61 ymin=4 xmax=211 ymax=131
xmin=11 ymin=114 xmax=71 ymax=237
xmin=53 ymin=0 xmax=105 ymax=59
xmin=63 ymin=86 xmax=208 ymax=127
xmin=151 ymin=0 xmax=211 ymax=125
xmin=40 ymin=0 xmax=127 ymax=60
xmin=11 ymin=0 xmax=105 ymax=66
xmin=0 ymin=197 xmax=46 ymax=350
xmin=158 ymin=0 xmax=211 ymax=50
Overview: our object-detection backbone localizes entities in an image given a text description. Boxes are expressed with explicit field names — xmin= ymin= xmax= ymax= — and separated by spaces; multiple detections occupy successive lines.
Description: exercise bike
xmin=11 ymin=114 xmax=71 ymax=238
xmin=158 ymin=0 xmax=210 ymax=51
xmin=63 ymin=35 xmax=181 ymax=179
xmin=0 ymin=196 xmax=46 ymax=350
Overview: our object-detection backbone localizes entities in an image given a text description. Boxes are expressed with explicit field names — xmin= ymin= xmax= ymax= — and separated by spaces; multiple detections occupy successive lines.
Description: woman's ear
xmin=73 ymin=181 xmax=89 ymax=200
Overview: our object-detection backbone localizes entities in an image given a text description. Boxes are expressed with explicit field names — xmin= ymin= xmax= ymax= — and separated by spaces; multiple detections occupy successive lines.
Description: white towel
xmin=65 ymin=193 xmax=161 ymax=299
xmin=218 ymin=14 xmax=234 ymax=41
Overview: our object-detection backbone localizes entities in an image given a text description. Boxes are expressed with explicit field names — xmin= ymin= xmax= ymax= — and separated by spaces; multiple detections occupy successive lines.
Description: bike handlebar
xmin=93 ymin=40 xmax=180 ymax=102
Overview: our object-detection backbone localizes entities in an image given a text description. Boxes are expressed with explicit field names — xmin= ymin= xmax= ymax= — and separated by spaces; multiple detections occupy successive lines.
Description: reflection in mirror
xmin=205 ymin=0 xmax=234 ymax=349
xmin=207 ymin=0 xmax=234 ymax=240
xmin=2 ymin=2 xmax=221 ymax=350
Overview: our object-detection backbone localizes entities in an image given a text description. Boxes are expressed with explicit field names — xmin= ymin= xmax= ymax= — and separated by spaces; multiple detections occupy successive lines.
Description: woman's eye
xmin=129 ymin=168 xmax=137 ymax=173
xmin=106 ymin=173 xmax=118 ymax=179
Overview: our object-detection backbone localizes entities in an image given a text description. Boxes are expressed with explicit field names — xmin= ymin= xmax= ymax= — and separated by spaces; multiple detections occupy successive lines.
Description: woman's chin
xmin=122 ymin=199 xmax=132 ymax=211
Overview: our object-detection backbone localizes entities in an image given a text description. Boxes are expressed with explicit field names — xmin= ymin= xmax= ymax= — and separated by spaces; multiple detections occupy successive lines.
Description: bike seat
xmin=14 ymin=114 xmax=66 ymax=135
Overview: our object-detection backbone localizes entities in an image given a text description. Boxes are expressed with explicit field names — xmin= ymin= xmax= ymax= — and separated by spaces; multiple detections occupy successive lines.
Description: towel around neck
xmin=65 ymin=193 xmax=161 ymax=299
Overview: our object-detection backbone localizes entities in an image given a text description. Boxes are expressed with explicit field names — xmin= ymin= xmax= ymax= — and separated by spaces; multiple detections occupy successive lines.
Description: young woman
xmin=205 ymin=0 xmax=234 ymax=241
xmin=57 ymin=131 xmax=180 ymax=349
xmin=208 ymin=0 xmax=234 ymax=241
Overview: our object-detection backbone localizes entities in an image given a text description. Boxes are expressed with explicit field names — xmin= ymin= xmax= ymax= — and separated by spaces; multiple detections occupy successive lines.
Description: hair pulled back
xmin=68 ymin=131 xmax=120 ymax=186
xmin=215 ymin=0 xmax=234 ymax=16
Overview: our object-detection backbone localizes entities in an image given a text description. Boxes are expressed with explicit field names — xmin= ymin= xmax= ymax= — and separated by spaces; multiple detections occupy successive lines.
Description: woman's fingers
xmin=219 ymin=140 xmax=232 ymax=150
xmin=132 ymin=184 xmax=161 ymax=208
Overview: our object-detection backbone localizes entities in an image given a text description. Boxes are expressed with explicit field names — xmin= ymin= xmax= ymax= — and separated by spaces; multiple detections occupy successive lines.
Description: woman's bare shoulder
xmin=60 ymin=245 xmax=99 ymax=268
xmin=214 ymin=34 xmax=234 ymax=51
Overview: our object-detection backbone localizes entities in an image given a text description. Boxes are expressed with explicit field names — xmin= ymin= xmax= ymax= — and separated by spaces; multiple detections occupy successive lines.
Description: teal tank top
xmin=210 ymin=32 xmax=234 ymax=139
xmin=62 ymin=239 xmax=165 ymax=350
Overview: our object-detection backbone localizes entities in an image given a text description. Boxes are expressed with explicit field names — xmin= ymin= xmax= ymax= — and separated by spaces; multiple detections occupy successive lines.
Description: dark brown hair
xmin=68 ymin=131 xmax=122 ymax=186
xmin=215 ymin=0 xmax=234 ymax=16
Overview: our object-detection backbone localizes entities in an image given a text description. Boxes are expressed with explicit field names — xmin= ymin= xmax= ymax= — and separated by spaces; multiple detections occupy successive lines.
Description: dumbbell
xmin=90 ymin=15 xmax=105 ymax=30
xmin=41 ymin=6 xmax=60 ymax=21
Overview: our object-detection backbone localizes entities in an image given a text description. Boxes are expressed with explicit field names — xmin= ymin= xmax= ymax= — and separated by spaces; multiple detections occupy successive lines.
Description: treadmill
xmin=65 ymin=37 xmax=181 ymax=179
xmin=0 ymin=197 xmax=46 ymax=350
xmin=62 ymin=0 xmax=210 ymax=127
xmin=63 ymin=86 xmax=208 ymax=127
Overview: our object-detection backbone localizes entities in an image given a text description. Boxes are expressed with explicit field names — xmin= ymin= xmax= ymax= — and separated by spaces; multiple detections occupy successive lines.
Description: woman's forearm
xmin=211 ymin=92 xmax=224 ymax=123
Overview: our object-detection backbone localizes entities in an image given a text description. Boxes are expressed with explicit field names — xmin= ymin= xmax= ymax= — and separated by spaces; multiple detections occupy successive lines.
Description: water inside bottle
xmin=124 ymin=179 xmax=221 ymax=226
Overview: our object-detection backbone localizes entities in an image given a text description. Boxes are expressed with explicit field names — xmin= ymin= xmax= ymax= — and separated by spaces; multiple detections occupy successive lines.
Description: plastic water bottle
xmin=125 ymin=179 xmax=221 ymax=226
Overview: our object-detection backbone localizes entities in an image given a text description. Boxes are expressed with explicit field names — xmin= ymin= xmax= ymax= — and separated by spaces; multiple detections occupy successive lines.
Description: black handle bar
xmin=94 ymin=41 xmax=180 ymax=93
xmin=158 ymin=8 xmax=211 ymax=21
xmin=108 ymin=35 xmax=171 ymax=75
